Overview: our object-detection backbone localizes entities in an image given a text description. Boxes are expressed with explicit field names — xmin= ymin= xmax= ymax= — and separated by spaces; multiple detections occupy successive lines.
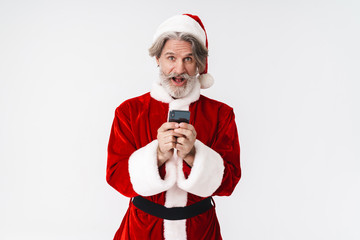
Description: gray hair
xmin=149 ymin=32 xmax=208 ymax=73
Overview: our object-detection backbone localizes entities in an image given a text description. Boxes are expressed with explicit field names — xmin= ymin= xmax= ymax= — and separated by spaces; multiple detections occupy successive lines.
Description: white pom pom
xmin=198 ymin=73 xmax=214 ymax=89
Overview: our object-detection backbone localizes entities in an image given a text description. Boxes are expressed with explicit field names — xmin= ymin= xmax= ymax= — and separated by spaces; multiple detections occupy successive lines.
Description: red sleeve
xmin=106 ymin=102 xmax=177 ymax=198
xmin=106 ymin=103 xmax=138 ymax=197
xmin=212 ymin=107 xmax=241 ymax=196
xmin=177 ymin=105 xmax=241 ymax=198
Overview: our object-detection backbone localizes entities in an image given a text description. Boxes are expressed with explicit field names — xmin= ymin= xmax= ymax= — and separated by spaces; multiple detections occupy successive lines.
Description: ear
xmin=156 ymin=57 xmax=160 ymax=66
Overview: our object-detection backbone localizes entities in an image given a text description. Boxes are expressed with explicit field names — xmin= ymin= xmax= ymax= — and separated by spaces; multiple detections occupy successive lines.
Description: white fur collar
xmin=150 ymin=79 xmax=201 ymax=110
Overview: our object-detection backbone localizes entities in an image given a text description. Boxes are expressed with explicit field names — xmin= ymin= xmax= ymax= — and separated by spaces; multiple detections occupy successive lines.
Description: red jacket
xmin=107 ymin=81 xmax=241 ymax=240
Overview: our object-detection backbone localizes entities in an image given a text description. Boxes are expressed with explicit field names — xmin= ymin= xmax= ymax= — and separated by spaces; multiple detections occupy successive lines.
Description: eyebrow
xmin=164 ymin=52 xmax=193 ymax=56
xmin=164 ymin=52 xmax=175 ymax=56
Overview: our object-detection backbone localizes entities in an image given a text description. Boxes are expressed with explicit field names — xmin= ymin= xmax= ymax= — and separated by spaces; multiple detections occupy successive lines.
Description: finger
xmin=161 ymin=142 xmax=176 ymax=152
xmin=176 ymin=137 xmax=187 ymax=145
xmin=159 ymin=130 xmax=183 ymax=139
xmin=176 ymin=139 xmax=192 ymax=152
xmin=160 ymin=136 xmax=175 ymax=144
xmin=177 ymin=123 xmax=197 ymax=137
xmin=178 ymin=135 xmax=195 ymax=146
xmin=160 ymin=135 xmax=176 ymax=146
xmin=175 ymin=142 xmax=184 ymax=151
xmin=159 ymin=130 xmax=174 ymax=138
xmin=158 ymin=122 xmax=179 ymax=133
xmin=179 ymin=123 xmax=196 ymax=132
xmin=175 ymin=143 xmax=191 ymax=155
xmin=174 ymin=128 xmax=196 ymax=139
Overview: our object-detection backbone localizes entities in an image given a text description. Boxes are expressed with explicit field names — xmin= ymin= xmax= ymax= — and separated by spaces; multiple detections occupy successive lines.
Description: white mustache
xmin=165 ymin=72 xmax=190 ymax=80
xmin=159 ymin=70 xmax=197 ymax=98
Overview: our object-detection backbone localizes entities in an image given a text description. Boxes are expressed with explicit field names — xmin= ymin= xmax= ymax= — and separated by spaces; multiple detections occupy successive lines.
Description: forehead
xmin=162 ymin=39 xmax=193 ymax=55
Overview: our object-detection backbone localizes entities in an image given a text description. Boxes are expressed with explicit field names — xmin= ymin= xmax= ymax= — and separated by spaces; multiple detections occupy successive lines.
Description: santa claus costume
xmin=107 ymin=14 xmax=241 ymax=240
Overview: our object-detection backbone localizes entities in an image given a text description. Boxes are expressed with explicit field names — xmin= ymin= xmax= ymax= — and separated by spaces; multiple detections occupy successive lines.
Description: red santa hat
xmin=153 ymin=14 xmax=214 ymax=89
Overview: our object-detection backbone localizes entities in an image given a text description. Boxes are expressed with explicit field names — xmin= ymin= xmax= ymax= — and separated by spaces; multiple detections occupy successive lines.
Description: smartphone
xmin=168 ymin=110 xmax=190 ymax=124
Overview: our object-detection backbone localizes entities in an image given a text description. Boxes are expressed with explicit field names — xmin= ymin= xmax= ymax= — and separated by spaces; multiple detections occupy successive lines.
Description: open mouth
xmin=171 ymin=77 xmax=186 ymax=86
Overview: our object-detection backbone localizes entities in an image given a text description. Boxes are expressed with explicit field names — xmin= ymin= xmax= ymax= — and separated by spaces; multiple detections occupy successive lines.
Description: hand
xmin=174 ymin=123 xmax=197 ymax=165
xmin=157 ymin=122 xmax=182 ymax=166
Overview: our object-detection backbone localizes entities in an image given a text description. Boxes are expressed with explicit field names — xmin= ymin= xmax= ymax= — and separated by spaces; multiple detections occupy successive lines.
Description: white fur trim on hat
xmin=153 ymin=15 xmax=206 ymax=47
xmin=198 ymin=73 xmax=214 ymax=89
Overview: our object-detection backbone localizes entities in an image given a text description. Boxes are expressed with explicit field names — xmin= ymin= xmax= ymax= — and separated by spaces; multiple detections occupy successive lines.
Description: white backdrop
xmin=1 ymin=0 xmax=359 ymax=239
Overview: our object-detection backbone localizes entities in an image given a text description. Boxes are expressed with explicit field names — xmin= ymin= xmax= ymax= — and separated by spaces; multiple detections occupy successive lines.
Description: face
xmin=156 ymin=39 xmax=198 ymax=98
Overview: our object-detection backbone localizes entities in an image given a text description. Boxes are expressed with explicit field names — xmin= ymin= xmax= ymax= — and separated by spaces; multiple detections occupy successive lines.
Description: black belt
xmin=132 ymin=196 xmax=214 ymax=220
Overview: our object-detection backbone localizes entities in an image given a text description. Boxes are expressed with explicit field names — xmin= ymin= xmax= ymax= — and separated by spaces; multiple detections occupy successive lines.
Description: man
xmin=107 ymin=14 xmax=241 ymax=240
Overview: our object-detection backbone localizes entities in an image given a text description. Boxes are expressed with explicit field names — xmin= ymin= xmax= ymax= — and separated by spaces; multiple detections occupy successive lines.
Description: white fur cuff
xmin=177 ymin=140 xmax=225 ymax=197
xmin=128 ymin=140 xmax=176 ymax=196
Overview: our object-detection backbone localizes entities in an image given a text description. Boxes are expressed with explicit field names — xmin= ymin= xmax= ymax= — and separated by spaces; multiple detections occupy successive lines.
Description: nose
xmin=173 ymin=59 xmax=186 ymax=75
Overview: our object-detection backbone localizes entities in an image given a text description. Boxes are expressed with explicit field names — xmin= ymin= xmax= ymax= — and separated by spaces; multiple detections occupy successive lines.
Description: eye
xmin=184 ymin=57 xmax=193 ymax=62
xmin=167 ymin=56 xmax=175 ymax=61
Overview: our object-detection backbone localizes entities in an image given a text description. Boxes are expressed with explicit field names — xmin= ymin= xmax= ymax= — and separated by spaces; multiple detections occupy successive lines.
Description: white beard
xmin=159 ymin=71 xmax=197 ymax=99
